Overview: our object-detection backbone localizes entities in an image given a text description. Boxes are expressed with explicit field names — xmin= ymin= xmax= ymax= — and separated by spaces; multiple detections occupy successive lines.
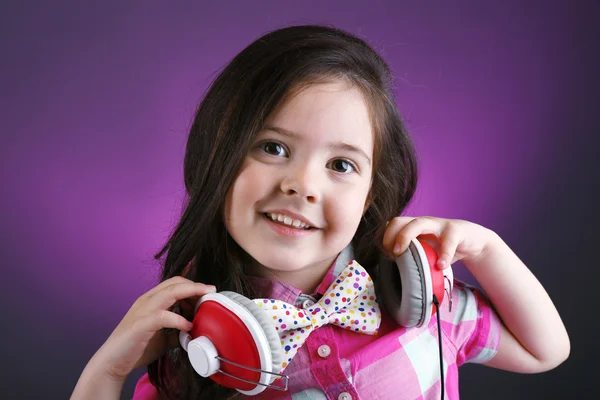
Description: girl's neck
xmin=248 ymin=255 xmax=338 ymax=294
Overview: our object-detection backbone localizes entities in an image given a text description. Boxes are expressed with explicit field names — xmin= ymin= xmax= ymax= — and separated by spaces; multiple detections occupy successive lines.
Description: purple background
xmin=1 ymin=0 xmax=596 ymax=398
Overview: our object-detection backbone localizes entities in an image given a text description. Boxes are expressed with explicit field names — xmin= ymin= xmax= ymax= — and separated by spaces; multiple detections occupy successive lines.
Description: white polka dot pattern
xmin=254 ymin=260 xmax=381 ymax=372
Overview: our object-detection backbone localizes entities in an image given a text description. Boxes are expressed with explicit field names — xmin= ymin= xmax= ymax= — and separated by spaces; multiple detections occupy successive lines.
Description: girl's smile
xmin=262 ymin=211 xmax=318 ymax=238
xmin=264 ymin=210 xmax=318 ymax=229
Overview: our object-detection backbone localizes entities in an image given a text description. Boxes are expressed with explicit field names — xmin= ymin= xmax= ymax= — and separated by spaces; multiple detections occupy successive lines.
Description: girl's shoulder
xmin=440 ymin=278 xmax=502 ymax=365
xmin=445 ymin=279 xmax=496 ymax=324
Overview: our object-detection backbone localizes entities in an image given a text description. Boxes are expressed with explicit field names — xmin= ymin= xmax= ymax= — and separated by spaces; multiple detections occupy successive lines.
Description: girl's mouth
xmin=263 ymin=213 xmax=314 ymax=230
xmin=262 ymin=213 xmax=317 ymax=237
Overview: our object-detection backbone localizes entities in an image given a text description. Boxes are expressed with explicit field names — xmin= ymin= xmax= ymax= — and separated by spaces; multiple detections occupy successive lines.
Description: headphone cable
xmin=432 ymin=294 xmax=445 ymax=400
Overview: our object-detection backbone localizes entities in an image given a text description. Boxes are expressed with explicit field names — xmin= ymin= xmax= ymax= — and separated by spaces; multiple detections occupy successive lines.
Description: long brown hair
xmin=148 ymin=24 xmax=419 ymax=399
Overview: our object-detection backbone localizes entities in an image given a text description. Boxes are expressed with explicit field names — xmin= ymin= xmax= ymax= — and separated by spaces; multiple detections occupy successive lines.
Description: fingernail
xmin=393 ymin=244 xmax=401 ymax=255
xmin=206 ymin=285 xmax=217 ymax=292
xmin=437 ymin=259 xmax=447 ymax=268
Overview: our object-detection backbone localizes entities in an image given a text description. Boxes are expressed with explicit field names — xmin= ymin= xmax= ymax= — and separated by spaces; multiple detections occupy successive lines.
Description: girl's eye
xmin=261 ymin=141 xmax=287 ymax=157
xmin=329 ymin=159 xmax=356 ymax=174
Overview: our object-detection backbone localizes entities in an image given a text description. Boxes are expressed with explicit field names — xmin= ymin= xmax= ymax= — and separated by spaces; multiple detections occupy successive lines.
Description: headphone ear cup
xmin=377 ymin=251 xmax=405 ymax=323
xmin=184 ymin=291 xmax=281 ymax=395
xmin=222 ymin=292 xmax=284 ymax=376
xmin=379 ymin=239 xmax=449 ymax=328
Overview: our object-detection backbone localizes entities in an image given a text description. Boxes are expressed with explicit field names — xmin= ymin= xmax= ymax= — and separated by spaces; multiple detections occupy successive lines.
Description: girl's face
xmin=224 ymin=81 xmax=374 ymax=291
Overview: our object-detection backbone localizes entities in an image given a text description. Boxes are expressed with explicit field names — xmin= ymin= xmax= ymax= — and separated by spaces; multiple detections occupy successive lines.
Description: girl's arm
xmin=70 ymin=355 xmax=126 ymax=399
xmin=464 ymin=229 xmax=570 ymax=373
xmin=384 ymin=216 xmax=570 ymax=374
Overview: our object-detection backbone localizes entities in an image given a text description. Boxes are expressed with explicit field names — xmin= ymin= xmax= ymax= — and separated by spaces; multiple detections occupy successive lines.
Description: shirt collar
xmin=245 ymin=244 xmax=355 ymax=305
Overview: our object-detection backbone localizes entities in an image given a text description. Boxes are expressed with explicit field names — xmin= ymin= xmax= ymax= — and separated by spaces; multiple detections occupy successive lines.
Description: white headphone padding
xmin=221 ymin=291 xmax=284 ymax=377
xmin=378 ymin=239 xmax=432 ymax=328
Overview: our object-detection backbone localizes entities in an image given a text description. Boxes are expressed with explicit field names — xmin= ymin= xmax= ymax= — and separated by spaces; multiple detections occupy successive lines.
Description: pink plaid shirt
xmin=133 ymin=246 xmax=501 ymax=399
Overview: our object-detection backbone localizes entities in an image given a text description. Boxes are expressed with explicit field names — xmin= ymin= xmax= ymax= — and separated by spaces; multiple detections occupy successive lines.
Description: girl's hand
xmin=91 ymin=276 xmax=216 ymax=381
xmin=382 ymin=216 xmax=495 ymax=269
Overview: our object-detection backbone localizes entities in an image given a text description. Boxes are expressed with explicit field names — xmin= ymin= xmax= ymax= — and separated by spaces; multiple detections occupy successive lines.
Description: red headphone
xmin=178 ymin=238 xmax=453 ymax=395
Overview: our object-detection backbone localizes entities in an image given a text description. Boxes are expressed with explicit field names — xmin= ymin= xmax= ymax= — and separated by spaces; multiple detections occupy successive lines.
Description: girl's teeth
xmin=266 ymin=213 xmax=310 ymax=229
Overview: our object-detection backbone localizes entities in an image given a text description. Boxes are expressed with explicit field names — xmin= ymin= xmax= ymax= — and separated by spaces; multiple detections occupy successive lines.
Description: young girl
xmin=70 ymin=25 xmax=569 ymax=400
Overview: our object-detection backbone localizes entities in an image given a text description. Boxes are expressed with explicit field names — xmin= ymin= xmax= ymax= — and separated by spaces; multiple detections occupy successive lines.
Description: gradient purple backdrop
xmin=1 ymin=0 xmax=595 ymax=398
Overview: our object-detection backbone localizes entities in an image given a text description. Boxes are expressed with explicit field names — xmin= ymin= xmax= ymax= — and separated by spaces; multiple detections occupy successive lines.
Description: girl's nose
xmin=279 ymin=164 xmax=320 ymax=203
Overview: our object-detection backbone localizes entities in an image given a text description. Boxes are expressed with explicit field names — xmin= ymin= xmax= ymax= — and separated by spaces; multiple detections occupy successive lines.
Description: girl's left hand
xmin=382 ymin=216 xmax=495 ymax=269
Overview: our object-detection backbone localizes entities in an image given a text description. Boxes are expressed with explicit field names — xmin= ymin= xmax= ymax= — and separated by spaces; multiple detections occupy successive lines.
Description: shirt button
xmin=338 ymin=392 xmax=352 ymax=400
xmin=317 ymin=344 xmax=331 ymax=358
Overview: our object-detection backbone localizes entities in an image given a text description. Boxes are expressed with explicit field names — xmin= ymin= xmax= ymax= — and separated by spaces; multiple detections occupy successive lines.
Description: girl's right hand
xmin=90 ymin=276 xmax=216 ymax=381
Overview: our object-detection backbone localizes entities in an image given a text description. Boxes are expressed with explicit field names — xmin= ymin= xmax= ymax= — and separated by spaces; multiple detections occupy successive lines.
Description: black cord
xmin=432 ymin=294 xmax=444 ymax=400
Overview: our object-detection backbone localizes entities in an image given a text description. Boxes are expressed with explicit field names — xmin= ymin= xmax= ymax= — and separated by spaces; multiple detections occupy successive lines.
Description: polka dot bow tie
xmin=254 ymin=260 xmax=381 ymax=372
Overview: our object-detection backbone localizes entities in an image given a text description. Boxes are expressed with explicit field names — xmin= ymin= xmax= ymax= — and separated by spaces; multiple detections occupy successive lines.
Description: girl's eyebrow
xmin=263 ymin=125 xmax=372 ymax=165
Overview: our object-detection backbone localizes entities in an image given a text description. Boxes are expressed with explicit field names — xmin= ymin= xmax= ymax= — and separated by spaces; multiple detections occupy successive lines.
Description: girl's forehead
xmin=265 ymin=82 xmax=374 ymax=154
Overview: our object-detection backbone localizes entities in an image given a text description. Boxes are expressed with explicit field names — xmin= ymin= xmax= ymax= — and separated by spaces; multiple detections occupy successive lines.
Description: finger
xmin=436 ymin=225 xmax=460 ymax=270
xmin=168 ymin=300 xmax=182 ymax=315
xmin=393 ymin=217 xmax=444 ymax=257
xmin=139 ymin=310 xmax=194 ymax=333
xmin=167 ymin=295 xmax=203 ymax=321
xmin=144 ymin=276 xmax=193 ymax=298
xmin=149 ymin=281 xmax=217 ymax=311
xmin=382 ymin=216 xmax=414 ymax=257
